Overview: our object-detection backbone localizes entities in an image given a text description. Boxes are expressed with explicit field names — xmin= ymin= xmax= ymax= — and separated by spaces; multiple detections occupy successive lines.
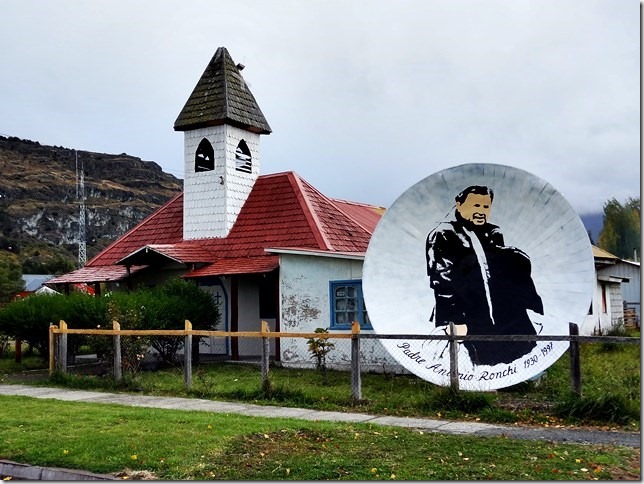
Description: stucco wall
xmin=278 ymin=253 xmax=402 ymax=372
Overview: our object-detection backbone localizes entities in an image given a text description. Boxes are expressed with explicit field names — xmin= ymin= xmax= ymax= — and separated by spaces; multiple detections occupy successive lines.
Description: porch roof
xmin=47 ymin=265 xmax=148 ymax=284
xmin=184 ymin=256 xmax=279 ymax=277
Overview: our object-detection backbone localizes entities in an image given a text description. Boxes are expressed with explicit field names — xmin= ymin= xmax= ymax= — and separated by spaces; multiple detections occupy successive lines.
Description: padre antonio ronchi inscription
xmin=363 ymin=164 xmax=595 ymax=391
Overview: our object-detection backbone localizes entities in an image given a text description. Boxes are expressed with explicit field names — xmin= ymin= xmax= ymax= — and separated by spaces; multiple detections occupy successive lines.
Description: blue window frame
xmin=329 ymin=280 xmax=371 ymax=330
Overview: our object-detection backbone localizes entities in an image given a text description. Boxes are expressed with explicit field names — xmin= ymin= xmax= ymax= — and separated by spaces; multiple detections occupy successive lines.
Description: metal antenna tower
xmin=75 ymin=150 xmax=87 ymax=268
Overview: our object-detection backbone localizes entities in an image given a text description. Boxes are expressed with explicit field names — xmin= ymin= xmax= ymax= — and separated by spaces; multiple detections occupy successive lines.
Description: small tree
xmin=307 ymin=328 xmax=335 ymax=384
xmin=0 ymin=251 xmax=24 ymax=305
xmin=597 ymin=197 xmax=640 ymax=260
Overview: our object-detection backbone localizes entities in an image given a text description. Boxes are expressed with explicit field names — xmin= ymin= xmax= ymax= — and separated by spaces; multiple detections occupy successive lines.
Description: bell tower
xmin=174 ymin=47 xmax=271 ymax=239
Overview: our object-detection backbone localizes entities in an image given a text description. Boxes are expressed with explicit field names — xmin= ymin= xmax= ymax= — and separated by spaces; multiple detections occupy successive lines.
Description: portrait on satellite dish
xmin=425 ymin=184 xmax=544 ymax=366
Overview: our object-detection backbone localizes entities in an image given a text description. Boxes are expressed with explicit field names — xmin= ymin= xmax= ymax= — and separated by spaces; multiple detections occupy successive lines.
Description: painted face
xmin=456 ymin=193 xmax=492 ymax=226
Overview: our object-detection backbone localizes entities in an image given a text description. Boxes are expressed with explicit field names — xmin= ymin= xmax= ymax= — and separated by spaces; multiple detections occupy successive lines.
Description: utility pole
xmin=76 ymin=150 xmax=87 ymax=268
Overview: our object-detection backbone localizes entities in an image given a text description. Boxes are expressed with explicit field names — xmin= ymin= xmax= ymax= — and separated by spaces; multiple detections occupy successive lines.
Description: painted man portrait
xmin=425 ymin=185 xmax=544 ymax=366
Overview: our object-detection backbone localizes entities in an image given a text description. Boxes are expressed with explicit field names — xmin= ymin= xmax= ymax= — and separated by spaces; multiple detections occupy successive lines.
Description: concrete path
xmin=0 ymin=384 xmax=639 ymax=480
xmin=0 ymin=384 xmax=639 ymax=448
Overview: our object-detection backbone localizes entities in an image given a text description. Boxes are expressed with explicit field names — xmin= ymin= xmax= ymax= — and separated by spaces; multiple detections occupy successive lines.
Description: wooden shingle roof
xmin=174 ymin=47 xmax=272 ymax=134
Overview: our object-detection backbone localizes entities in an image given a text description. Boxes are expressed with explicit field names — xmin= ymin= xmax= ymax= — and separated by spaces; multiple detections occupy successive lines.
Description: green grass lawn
xmin=7 ymin=339 xmax=637 ymax=430
xmin=0 ymin=396 xmax=639 ymax=480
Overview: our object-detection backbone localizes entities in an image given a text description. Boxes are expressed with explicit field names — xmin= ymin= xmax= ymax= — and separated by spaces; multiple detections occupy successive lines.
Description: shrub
xmin=0 ymin=293 xmax=69 ymax=359
xmin=307 ymin=328 xmax=335 ymax=384
xmin=0 ymin=278 xmax=220 ymax=363
xmin=133 ymin=278 xmax=220 ymax=364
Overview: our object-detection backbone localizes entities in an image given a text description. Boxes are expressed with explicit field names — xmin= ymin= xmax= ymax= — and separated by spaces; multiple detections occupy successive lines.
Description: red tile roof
xmin=51 ymin=171 xmax=384 ymax=283
xmin=87 ymin=192 xmax=184 ymax=267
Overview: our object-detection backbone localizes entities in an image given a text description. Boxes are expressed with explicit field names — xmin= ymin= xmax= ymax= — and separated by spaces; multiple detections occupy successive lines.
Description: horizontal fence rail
xmin=49 ymin=320 xmax=640 ymax=399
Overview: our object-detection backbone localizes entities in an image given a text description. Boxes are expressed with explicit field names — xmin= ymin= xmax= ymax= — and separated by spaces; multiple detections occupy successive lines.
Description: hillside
xmin=0 ymin=135 xmax=182 ymax=273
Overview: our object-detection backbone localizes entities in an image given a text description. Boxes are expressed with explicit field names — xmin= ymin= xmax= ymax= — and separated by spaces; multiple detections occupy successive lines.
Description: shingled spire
xmin=174 ymin=47 xmax=271 ymax=134
xmin=177 ymin=48 xmax=271 ymax=240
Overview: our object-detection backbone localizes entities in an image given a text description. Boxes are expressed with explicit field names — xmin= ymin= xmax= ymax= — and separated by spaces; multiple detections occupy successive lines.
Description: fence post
xmin=569 ymin=322 xmax=581 ymax=396
xmin=113 ymin=321 xmax=122 ymax=382
xmin=261 ymin=321 xmax=271 ymax=395
xmin=448 ymin=322 xmax=459 ymax=391
xmin=351 ymin=321 xmax=362 ymax=403
xmin=184 ymin=320 xmax=192 ymax=389
xmin=14 ymin=338 xmax=21 ymax=364
xmin=49 ymin=323 xmax=57 ymax=376
xmin=58 ymin=320 xmax=68 ymax=374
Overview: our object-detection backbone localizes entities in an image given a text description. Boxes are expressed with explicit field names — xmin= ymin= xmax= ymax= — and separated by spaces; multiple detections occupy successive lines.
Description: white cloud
xmin=0 ymin=0 xmax=638 ymax=213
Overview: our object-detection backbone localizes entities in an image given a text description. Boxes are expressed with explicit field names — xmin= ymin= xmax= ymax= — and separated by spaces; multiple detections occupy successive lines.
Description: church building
xmin=49 ymin=47 xmax=392 ymax=369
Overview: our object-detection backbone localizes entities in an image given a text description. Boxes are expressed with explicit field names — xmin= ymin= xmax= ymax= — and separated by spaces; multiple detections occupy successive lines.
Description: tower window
xmin=195 ymin=138 xmax=214 ymax=172
xmin=235 ymin=140 xmax=252 ymax=173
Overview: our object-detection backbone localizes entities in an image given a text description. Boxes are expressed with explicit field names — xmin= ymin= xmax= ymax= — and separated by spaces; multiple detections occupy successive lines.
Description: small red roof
xmin=116 ymin=243 xmax=215 ymax=265
xmin=52 ymin=171 xmax=384 ymax=283
xmin=48 ymin=265 xmax=148 ymax=284
xmin=186 ymin=256 xmax=280 ymax=277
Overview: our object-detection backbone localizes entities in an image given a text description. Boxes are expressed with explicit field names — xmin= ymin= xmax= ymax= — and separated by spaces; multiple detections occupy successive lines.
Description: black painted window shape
xmin=235 ymin=140 xmax=252 ymax=173
xmin=195 ymin=138 xmax=214 ymax=172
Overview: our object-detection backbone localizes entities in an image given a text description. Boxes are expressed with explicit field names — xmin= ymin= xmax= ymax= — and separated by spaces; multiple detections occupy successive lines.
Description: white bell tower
xmin=174 ymin=47 xmax=271 ymax=240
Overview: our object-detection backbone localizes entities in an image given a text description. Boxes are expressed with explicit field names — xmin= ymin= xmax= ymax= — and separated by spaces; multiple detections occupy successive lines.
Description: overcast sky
xmin=0 ymin=0 xmax=639 ymax=215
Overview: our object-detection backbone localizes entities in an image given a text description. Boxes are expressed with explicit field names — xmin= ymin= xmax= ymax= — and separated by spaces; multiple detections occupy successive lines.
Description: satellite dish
xmin=363 ymin=163 xmax=595 ymax=391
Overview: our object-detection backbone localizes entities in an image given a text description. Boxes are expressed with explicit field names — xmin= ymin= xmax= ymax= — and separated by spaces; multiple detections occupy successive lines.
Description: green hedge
xmin=0 ymin=278 xmax=220 ymax=360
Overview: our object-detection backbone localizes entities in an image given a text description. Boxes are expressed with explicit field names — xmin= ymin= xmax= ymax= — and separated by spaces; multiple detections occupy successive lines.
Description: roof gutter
xmin=265 ymin=247 xmax=365 ymax=261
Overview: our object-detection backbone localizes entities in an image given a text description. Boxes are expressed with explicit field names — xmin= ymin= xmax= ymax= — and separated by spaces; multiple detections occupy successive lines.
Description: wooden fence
xmin=49 ymin=320 xmax=639 ymax=401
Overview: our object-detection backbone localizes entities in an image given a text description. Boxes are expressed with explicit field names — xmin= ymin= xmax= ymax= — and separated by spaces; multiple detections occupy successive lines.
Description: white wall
xmin=599 ymin=261 xmax=640 ymax=319
xmin=582 ymin=280 xmax=624 ymax=335
xmin=278 ymin=253 xmax=401 ymax=372
xmin=182 ymin=125 xmax=260 ymax=239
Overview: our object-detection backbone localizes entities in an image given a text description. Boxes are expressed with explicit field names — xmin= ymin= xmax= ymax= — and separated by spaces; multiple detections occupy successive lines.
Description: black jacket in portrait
xmin=425 ymin=215 xmax=543 ymax=366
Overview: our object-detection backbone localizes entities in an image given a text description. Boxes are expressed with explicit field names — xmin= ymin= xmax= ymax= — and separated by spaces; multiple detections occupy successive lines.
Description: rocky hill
xmin=0 ymin=135 xmax=183 ymax=273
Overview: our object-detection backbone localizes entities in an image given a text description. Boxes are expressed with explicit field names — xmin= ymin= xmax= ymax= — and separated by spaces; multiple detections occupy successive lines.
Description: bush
xmin=122 ymin=278 xmax=220 ymax=364
xmin=307 ymin=328 xmax=335 ymax=384
xmin=0 ymin=278 xmax=220 ymax=363
xmin=0 ymin=293 xmax=69 ymax=359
